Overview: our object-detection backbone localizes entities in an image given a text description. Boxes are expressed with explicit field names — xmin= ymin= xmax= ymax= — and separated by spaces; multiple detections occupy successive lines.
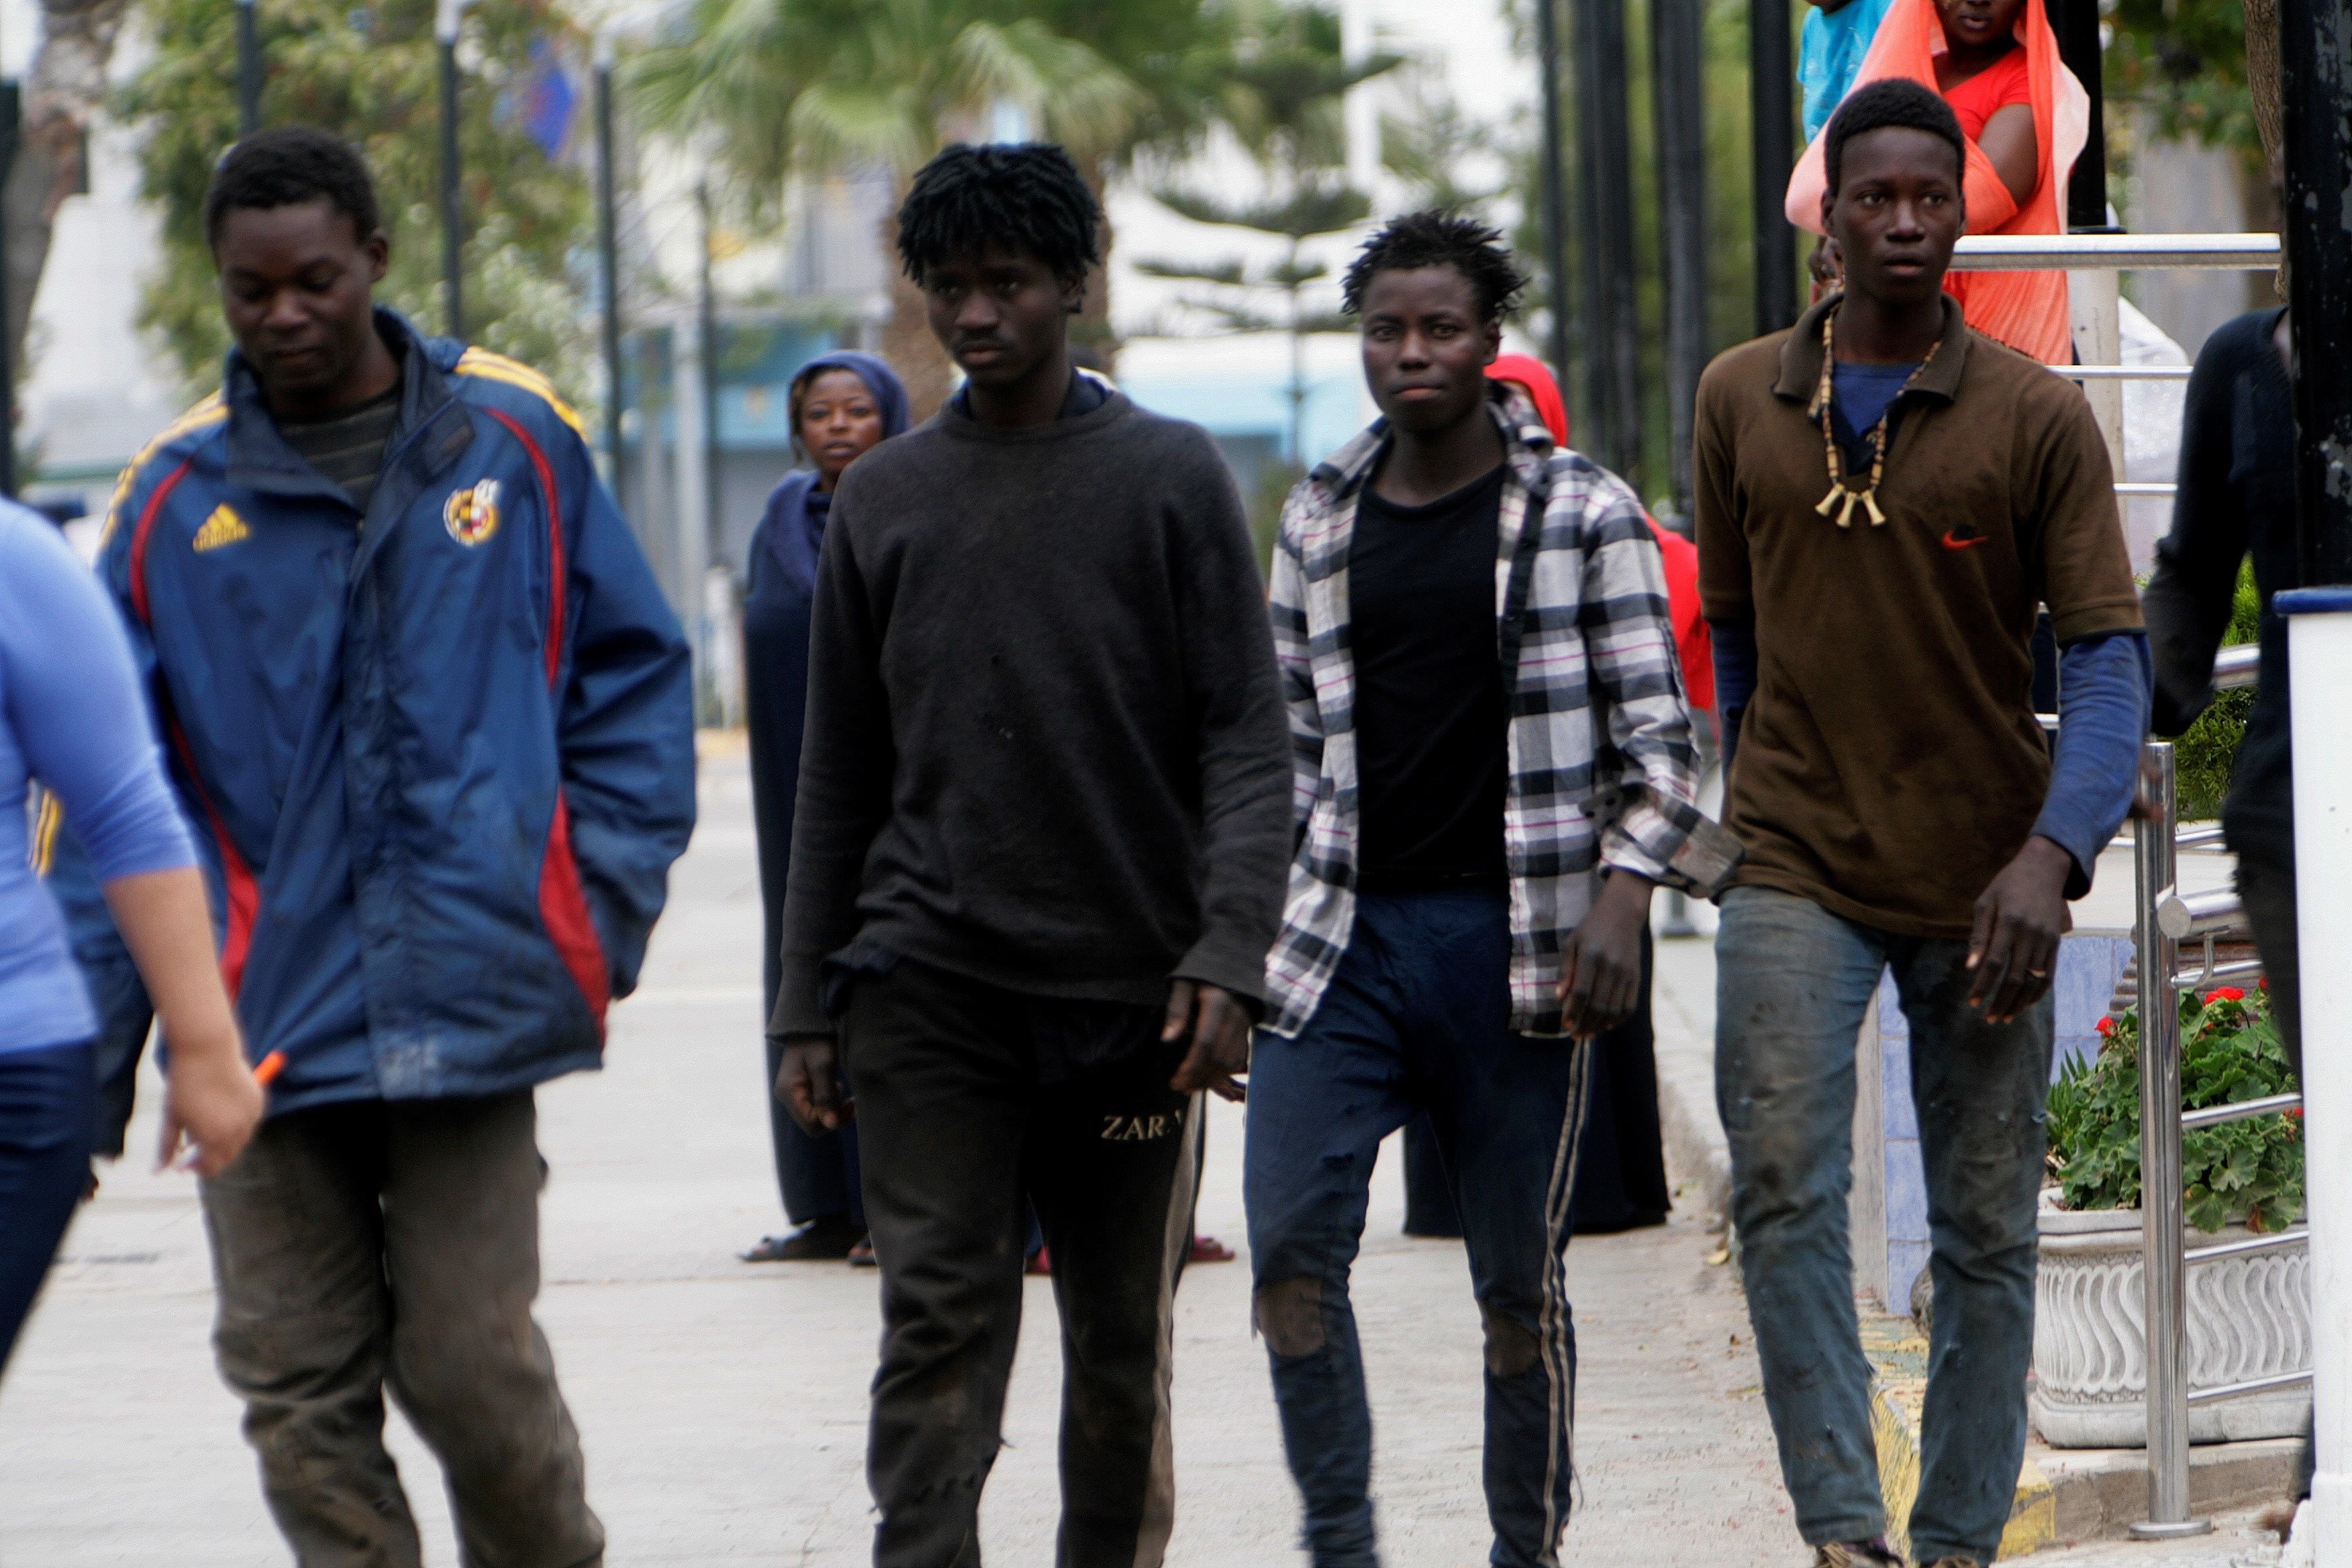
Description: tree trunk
xmin=1075 ymin=158 xmax=1116 ymax=376
xmin=880 ymin=214 xmax=954 ymax=423
xmin=4 ymin=0 xmax=130 ymax=379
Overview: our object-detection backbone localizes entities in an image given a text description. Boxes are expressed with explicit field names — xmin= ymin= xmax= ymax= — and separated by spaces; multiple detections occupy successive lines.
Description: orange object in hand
xmin=250 ymin=1050 xmax=286 ymax=1087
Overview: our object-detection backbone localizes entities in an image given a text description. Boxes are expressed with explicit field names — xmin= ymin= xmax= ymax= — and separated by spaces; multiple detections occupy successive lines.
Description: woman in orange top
xmin=1788 ymin=0 xmax=2088 ymax=364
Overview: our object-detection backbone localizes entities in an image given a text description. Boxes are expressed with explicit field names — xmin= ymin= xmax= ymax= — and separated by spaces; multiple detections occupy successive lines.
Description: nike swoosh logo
xmin=1942 ymin=530 xmax=1990 ymax=551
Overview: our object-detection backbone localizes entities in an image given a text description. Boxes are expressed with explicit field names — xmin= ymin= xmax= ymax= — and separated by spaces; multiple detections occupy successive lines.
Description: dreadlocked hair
xmin=895 ymin=142 xmax=1101 ymax=288
xmin=1342 ymin=211 xmax=1528 ymax=324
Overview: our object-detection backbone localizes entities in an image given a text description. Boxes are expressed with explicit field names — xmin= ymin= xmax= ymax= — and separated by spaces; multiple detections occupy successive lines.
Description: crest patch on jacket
xmin=444 ymin=479 xmax=501 ymax=546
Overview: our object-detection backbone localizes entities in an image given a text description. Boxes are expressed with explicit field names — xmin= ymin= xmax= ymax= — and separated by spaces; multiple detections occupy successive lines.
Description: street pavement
xmin=0 ymin=754 xmax=2278 ymax=1565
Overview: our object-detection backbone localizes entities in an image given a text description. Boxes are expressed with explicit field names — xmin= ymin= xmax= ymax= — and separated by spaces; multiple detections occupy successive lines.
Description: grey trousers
xmin=199 ymin=1091 xmax=603 ymax=1568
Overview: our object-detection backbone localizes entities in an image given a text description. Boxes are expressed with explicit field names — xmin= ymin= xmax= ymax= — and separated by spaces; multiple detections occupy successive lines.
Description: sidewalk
xmin=0 ymin=756 xmax=1798 ymax=1565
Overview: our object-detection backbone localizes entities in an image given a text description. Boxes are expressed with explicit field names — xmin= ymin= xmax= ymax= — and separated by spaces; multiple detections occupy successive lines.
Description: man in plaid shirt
xmin=1246 ymin=212 xmax=1736 ymax=1568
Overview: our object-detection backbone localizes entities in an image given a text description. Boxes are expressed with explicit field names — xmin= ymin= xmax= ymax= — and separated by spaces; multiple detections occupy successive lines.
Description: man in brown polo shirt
xmin=1695 ymin=81 xmax=2147 ymax=1568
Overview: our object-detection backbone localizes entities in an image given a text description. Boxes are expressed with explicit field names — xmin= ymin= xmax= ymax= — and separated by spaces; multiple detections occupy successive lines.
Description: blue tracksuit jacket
xmin=59 ymin=309 xmax=696 ymax=1116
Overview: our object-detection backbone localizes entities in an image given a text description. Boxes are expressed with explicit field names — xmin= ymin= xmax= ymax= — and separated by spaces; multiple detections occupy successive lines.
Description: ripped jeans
xmin=1245 ymin=891 xmax=1587 ymax=1568
xmin=1715 ymin=885 xmax=2051 ymax=1565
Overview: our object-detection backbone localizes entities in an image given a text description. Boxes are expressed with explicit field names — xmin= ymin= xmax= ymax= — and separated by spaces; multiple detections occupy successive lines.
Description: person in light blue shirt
xmin=1802 ymin=0 xmax=1898 ymax=140
xmin=0 ymin=501 xmax=260 ymax=1373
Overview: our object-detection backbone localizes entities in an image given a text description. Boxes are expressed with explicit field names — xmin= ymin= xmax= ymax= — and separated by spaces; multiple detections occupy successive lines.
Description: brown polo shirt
xmin=1694 ymin=293 xmax=2143 ymax=938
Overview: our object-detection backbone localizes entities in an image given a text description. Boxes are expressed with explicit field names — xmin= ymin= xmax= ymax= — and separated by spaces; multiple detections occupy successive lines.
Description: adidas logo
xmin=191 ymin=505 xmax=250 ymax=552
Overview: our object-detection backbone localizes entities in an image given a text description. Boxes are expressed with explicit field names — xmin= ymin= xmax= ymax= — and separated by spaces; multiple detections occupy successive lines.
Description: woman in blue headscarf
xmin=741 ymin=350 xmax=910 ymax=1264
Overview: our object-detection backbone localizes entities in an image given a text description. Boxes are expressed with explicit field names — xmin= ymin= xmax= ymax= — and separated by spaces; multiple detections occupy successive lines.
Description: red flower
xmin=2206 ymin=987 xmax=2246 ymax=1003
xmin=2260 ymin=976 xmax=2271 ymax=992
xmin=2096 ymin=1016 xmax=2115 ymax=1037
xmin=2289 ymin=1108 xmax=2304 ymax=1120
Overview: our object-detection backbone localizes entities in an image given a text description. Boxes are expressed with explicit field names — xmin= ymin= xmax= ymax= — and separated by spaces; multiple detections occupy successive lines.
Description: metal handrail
xmin=2132 ymin=728 xmax=2310 ymax=1540
xmin=2169 ymin=957 xmax=2267 ymax=990
xmin=2182 ymin=1092 xmax=2304 ymax=1132
xmin=1949 ymin=232 xmax=2280 ymax=271
xmin=2186 ymin=1224 xmax=2310 ymax=1263
xmin=2186 ymin=1369 xmax=2313 ymax=1406
xmin=2158 ymin=887 xmax=2243 ymax=940
xmin=2215 ymin=644 xmax=2262 ymax=690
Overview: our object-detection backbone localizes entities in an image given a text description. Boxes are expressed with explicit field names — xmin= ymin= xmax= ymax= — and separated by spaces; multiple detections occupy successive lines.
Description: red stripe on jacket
xmin=128 ymin=458 xmax=194 ymax=626
xmin=166 ymin=722 xmax=260 ymax=997
xmin=486 ymin=406 xmax=609 ymax=1026
xmin=130 ymin=458 xmax=258 ymax=997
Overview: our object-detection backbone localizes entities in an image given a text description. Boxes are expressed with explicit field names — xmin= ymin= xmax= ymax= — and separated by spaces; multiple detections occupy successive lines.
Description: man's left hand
xmin=1967 ymin=836 xmax=2074 ymax=1023
xmin=1165 ymin=979 xmax=1252 ymax=1102
xmin=1558 ymin=872 xmax=1656 ymax=1038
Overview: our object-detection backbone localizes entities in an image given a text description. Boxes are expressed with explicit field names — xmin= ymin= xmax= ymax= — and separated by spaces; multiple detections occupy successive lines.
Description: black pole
xmin=1653 ymin=0 xmax=1709 ymax=520
xmin=696 ymin=180 xmax=720 ymax=570
xmin=1533 ymin=0 xmax=1573 ymax=395
xmin=1750 ymin=0 xmax=1798 ymax=335
xmin=595 ymin=48 xmax=624 ymax=495
xmin=2052 ymin=0 xmax=2110 ymax=230
xmin=0 ymin=82 xmax=19 ymax=500
xmin=436 ymin=0 xmax=464 ymax=340
xmin=2282 ymin=0 xmax=2352 ymax=587
xmin=235 ymin=0 xmax=262 ymax=136
xmin=1572 ymin=0 xmax=1640 ymax=485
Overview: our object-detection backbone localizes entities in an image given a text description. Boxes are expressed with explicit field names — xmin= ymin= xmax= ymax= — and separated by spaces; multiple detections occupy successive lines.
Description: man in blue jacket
xmin=75 ymin=128 xmax=694 ymax=1567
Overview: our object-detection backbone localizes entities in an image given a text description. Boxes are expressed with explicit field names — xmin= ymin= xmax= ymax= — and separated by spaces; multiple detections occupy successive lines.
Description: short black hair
xmin=1823 ymin=79 xmax=1967 ymax=197
xmin=1341 ymin=211 xmax=1527 ymax=324
xmin=895 ymin=142 xmax=1101 ymax=288
xmin=205 ymin=127 xmax=383 ymax=251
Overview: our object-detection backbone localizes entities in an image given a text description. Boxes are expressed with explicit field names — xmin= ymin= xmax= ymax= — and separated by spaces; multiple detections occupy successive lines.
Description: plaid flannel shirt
xmin=1263 ymin=393 xmax=1740 ymax=1038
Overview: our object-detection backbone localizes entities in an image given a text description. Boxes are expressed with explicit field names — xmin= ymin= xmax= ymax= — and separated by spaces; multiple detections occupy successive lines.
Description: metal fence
xmin=1949 ymin=234 xmax=2301 ymax=1537
xmin=2134 ymin=665 xmax=2306 ymax=1538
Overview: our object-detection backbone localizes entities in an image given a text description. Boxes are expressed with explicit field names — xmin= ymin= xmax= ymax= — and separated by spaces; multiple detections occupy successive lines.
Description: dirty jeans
xmin=1245 ymin=891 xmax=1586 ymax=1568
xmin=1715 ymin=886 xmax=2051 ymax=1565
xmin=201 ymin=1091 xmax=603 ymax=1568
xmin=842 ymin=959 xmax=1201 ymax=1568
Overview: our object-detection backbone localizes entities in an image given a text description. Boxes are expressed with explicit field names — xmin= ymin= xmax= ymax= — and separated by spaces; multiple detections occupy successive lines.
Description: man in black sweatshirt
xmin=769 ymin=142 xmax=1292 ymax=1568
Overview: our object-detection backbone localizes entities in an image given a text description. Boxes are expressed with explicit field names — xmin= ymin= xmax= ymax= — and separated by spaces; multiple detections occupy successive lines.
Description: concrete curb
xmin=2037 ymin=1437 xmax=2303 ymax=1542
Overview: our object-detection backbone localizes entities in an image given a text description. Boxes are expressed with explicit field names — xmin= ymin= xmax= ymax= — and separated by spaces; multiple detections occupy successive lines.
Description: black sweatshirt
xmin=769 ymin=391 xmax=1293 ymax=1039
xmin=2143 ymin=307 xmax=2296 ymax=869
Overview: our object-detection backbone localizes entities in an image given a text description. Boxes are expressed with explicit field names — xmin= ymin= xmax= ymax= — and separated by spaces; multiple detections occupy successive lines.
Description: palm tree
xmin=1138 ymin=1 xmax=1400 ymax=464
xmin=628 ymin=0 xmax=1147 ymax=414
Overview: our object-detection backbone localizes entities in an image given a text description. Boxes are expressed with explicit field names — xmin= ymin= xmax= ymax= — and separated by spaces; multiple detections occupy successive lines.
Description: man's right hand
xmin=775 ymin=1036 xmax=851 ymax=1134
xmin=159 ymin=1036 xmax=264 ymax=1178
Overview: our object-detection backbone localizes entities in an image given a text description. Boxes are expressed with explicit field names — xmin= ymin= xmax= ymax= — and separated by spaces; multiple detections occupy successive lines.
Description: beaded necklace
xmin=1810 ymin=301 xmax=1934 ymax=530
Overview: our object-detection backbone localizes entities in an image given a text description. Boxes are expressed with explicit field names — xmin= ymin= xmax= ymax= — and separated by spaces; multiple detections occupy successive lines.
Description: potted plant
xmin=2031 ymin=985 xmax=2310 ymax=1447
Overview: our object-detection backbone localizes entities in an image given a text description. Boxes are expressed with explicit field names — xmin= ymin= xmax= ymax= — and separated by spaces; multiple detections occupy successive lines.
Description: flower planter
xmin=2031 ymin=1201 xmax=2312 ymax=1447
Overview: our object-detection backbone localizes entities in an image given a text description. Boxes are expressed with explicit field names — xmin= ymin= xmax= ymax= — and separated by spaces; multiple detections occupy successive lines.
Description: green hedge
xmin=2169 ymin=561 xmax=2261 ymax=823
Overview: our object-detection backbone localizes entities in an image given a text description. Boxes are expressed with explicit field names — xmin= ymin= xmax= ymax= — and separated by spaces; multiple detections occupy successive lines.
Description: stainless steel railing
xmin=2132 ymin=652 xmax=2307 ymax=1535
xmin=1947 ymin=234 xmax=2282 ymax=507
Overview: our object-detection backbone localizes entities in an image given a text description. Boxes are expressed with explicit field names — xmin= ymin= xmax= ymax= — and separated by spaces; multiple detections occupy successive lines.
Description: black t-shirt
xmin=1348 ymin=461 xmax=1510 ymax=892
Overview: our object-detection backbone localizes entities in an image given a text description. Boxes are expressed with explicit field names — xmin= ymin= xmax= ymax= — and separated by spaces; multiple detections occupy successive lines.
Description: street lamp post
xmin=235 ymin=0 xmax=262 ymax=136
xmin=2279 ymin=0 xmax=2352 ymax=1559
xmin=1750 ymin=0 xmax=1797 ymax=336
xmin=1532 ymin=0 xmax=1572 ymax=396
xmin=1652 ymin=0 xmax=1708 ymax=520
xmin=436 ymin=0 xmax=465 ymax=340
xmin=1571 ymin=0 xmax=1640 ymax=486
xmin=595 ymin=31 xmax=624 ymax=495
